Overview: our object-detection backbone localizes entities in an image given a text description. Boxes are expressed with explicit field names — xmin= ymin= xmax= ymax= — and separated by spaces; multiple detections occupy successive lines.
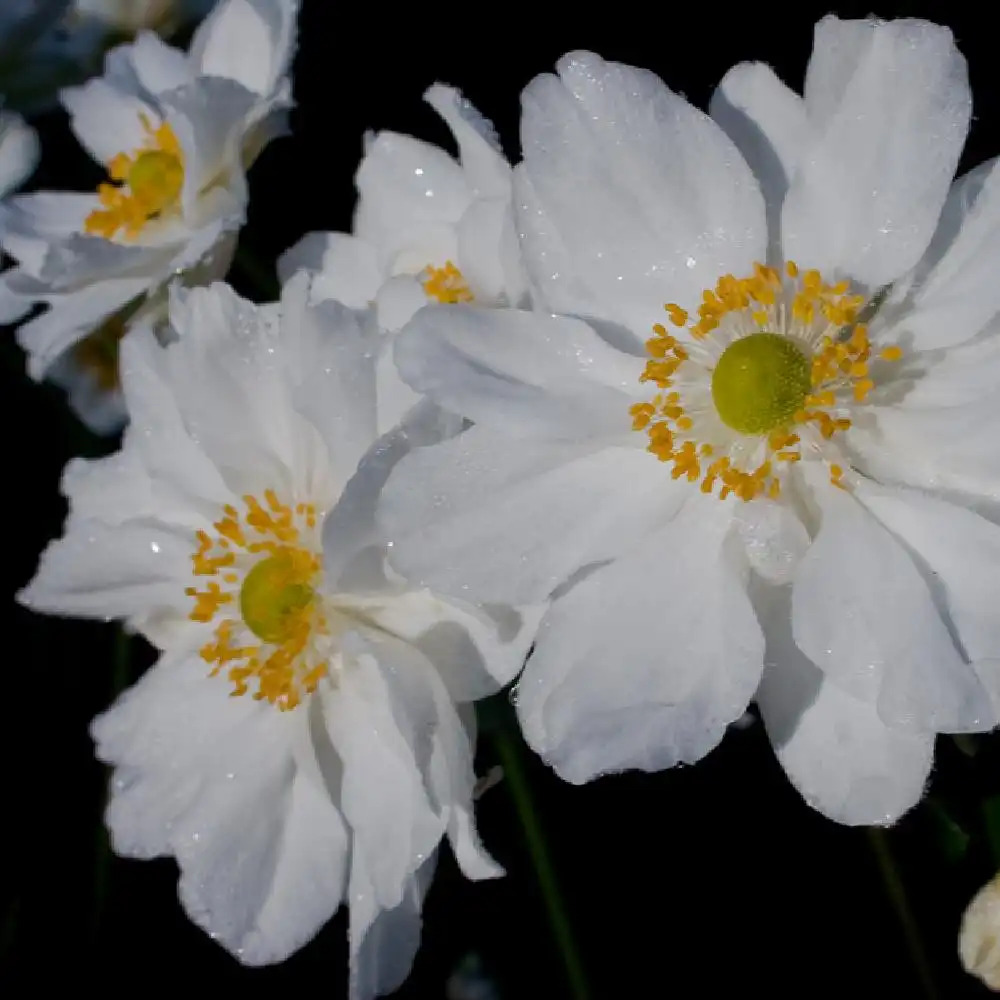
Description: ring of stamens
xmin=422 ymin=260 xmax=474 ymax=303
xmin=629 ymin=261 xmax=904 ymax=501
xmin=186 ymin=490 xmax=327 ymax=710
xmin=84 ymin=114 xmax=184 ymax=241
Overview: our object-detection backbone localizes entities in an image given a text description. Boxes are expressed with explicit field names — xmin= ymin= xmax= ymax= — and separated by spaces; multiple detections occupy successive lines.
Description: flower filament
xmin=630 ymin=262 xmax=903 ymax=501
xmin=186 ymin=490 xmax=328 ymax=710
xmin=422 ymin=260 xmax=474 ymax=303
xmin=85 ymin=115 xmax=184 ymax=240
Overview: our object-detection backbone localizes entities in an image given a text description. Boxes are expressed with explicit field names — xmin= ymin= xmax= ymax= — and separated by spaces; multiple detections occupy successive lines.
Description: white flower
xmin=71 ymin=0 xmax=214 ymax=35
xmin=961 ymin=872 xmax=1000 ymax=989
xmin=0 ymin=0 xmax=298 ymax=432
xmin=19 ymin=276 xmax=531 ymax=994
xmin=279 ymin=83 xmax=526 ymax=332
xmin=379 ymin=20 xmax=1000 ymax=826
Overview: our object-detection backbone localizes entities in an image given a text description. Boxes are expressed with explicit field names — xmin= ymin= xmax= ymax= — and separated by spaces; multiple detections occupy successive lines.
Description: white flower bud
xmin=960 ymin=873 xmax=1000 ymax=989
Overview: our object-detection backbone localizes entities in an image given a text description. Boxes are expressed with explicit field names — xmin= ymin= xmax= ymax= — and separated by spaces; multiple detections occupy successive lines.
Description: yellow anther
xmin=187 ymin=493 xmax=325 ymax=711
xmin=632 ymin=263 xmax=895 ymax=502
xmin=84 ymin=118 xmax=184 ymax=240
xmin=422 ymin=261 xmax=474 ymax=304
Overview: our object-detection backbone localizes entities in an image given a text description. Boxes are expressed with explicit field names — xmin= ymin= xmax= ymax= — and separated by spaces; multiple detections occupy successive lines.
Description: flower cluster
xmin=8 ymin=5 xmax=1000 ymax=996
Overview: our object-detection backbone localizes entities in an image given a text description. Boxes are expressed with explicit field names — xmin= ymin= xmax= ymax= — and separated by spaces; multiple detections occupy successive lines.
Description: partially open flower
xmin=279 ymin=83 xmax=526 ymax=332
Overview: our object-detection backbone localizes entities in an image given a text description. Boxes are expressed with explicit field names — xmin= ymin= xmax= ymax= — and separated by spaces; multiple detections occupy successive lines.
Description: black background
xmin=4 ymin=2 xmax=1000 ymax=996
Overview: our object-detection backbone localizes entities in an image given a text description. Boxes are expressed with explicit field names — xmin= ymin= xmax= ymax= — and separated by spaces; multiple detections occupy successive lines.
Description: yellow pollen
xmin=422 ymin=261 xmax=474 ymax=304
xmin=84 ymin=116 xmax=184 ymax=240
xmin=187 ymin=492 xmax=325 ymax=711
xmin=711 ymin=333 xmax=811 ymax=435
xmin=632 ymin=261 xmax=904 ymax=502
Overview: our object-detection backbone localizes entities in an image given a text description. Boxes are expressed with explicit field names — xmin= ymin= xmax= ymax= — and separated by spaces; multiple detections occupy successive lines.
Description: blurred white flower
xmin=19 ymin=276 xmax=532 ymax=993
xmin=961 ymin=872 xmax=1000 ymax=990
xmin=279 ymin=84 xmax=526 ymax=332
xmin=0 ymin=0 xmax=211 ymax=113
xmin=0 ymin=0 xmax=298 ymax=432
xmin=380 ymin=21 xmax=1000 ymax=825
xmin=70 ymin=0 xmax=214 ymax=36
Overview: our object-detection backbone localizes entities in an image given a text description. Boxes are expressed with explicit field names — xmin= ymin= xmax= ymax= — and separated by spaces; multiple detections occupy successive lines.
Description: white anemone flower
xmin=0 ymin=0 xmax=298 ymax=433
xmin=279 ymin=83 xmax=526 ymax=332
xmin=379 ymin=19 xmax=1000 ymax=826
xmin=961 ymin=871 xmax=1000 ymax=990
xmin=19 ymin=276 xmax=530 ymax=994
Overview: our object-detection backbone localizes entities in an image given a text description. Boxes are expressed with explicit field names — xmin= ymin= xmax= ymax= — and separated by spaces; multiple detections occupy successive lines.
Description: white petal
xmin=118 ymin=324 xmax=234 ymax=516
xmin=456 ymin=196 xmax=519 ymax=304
xmin=516 ymin=50 xmax=766 ymax=334
xmin=323 ymin=644 xmax=443 ymax=912
xmin=188 ymin=0 xmax=298 ymax=96
xmin=157 ymin=284 xmax=327 ymax=499
xmin=733 ymin=498 xmax=810 ymax=586
xmin=0 ymin=111 xmax=39 ymax=197
xmin=277 ymin=278 xmax=380 ymax=487
xmin=373 ymin=275 xmax=429 ymax=332
xmin=854 ymin=482 xmax=1000 ymax=702
xmin=170 ymin=710 xmax=346 ymax=965
xmin=60 ymin=77 xmax=156 ymax=167
xmin=791 ymin=469 xmax=993 ymax=732
xmin=277 ymin=232 xmax=382 ymax=308
xmin=424 ymin=84 xmax=509 ymax=200
xmin=349 ymin=859 xmax=434 ymax=1000
xmin=160 ymin=79 xmax=256 ymax=220
xmin=517 ymin=496 xmax=763 ymax=783
xmin=709 ymin=62 xmax=810 ymax=264
xmin=394 ymin=305 xmax=645 ymax=440
xmin=122 ymin=31 xmax=193 ymax=95
xmin=322 ymin=400 xmax=461 ymax=588
xmin=782 ymin=16 xmax=970 ymax=288
xmin=847 ymin=394 xmax=1000 ymax=502
xmin=18 ymin=519 xmax=192 ymax=623
xmin=17 ymin=277 xmax=151 ymax=379
xmin=886 ymin=158 xmax=1000 ymax=350
xmin=353 ymin=130 xmax=468 ymax=268
xmin=351 ymin=631 xmax=501 ymax=880
xmin=756 ymin=586 xmax=933 ymax=825
xmin=343 ymin=586 xmax=537 ymax=700
xmin=379 ymin=426 xmax=680 ymax=605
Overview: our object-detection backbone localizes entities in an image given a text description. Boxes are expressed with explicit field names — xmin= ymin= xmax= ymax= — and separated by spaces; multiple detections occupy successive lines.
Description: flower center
xmin=84 ymin=116 xmax=184 ymax=241
xmin=239 ymin=550 xmax=316 ymax=644
xmin=630 ymin=262 xmax=904 ymax=501
xmin=422 ymin=260 xmax=474 ymax=304
xmin=711 ymin=332 xmax=811 ymax=434
xmin=186 ymin=491 xmax=327 ymax=710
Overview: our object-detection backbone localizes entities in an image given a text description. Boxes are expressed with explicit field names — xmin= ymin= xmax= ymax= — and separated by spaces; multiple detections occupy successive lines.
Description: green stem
xmin=867 ymin=827 xmax=938 ymax=1000
xmin=493 ymin=727 xmax=590 ymax=1000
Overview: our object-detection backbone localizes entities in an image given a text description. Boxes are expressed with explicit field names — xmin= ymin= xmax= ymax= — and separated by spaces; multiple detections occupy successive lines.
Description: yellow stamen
xmin=632 ymin=261 xmax=904 ymax=501
xmin=188 ymin=493 xmax=325 ymax=711
xmin=422 ymin=261 xmax=474 ymax=304
xmin=84 ymin=116 xmax=184 ymax=241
